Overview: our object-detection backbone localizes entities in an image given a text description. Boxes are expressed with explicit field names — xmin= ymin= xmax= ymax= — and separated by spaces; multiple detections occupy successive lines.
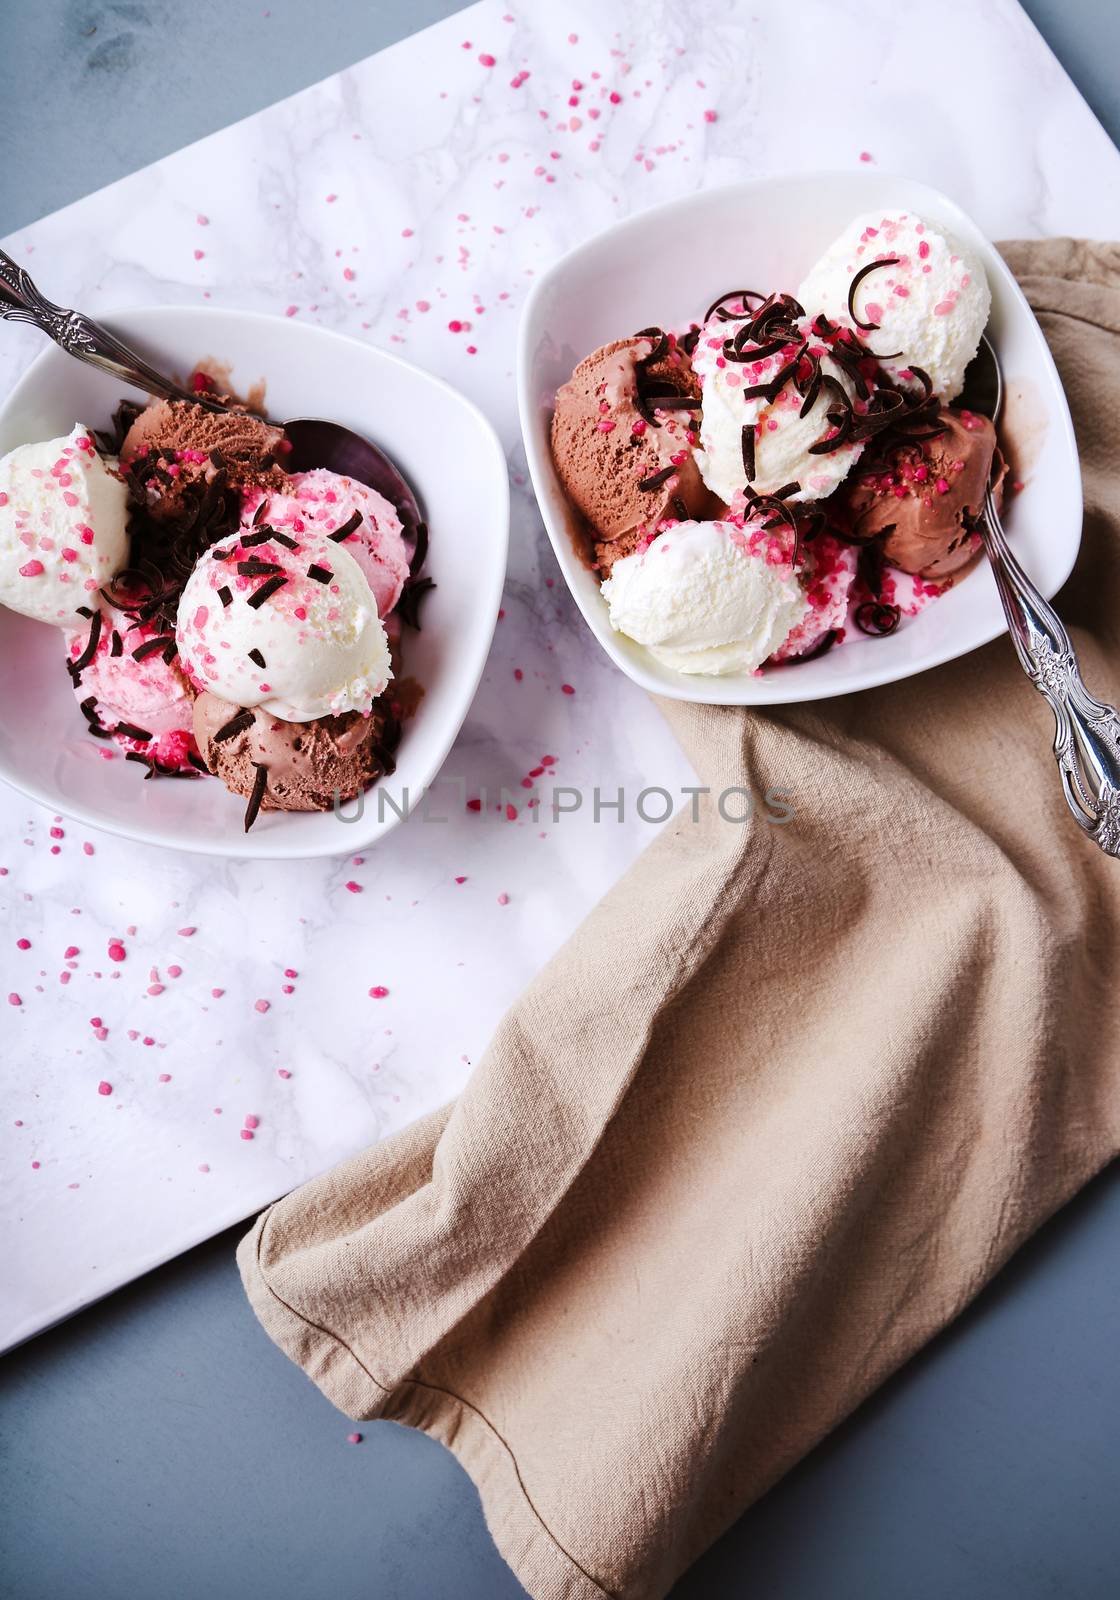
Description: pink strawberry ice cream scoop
xmin=67 ymin=603 xmax=200 ymax=773
xmin=243 ymin=470 xmax=410 ymax=619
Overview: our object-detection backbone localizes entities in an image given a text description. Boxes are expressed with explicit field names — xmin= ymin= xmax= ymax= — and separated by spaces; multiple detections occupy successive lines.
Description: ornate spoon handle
xmin=982 ymin=485 xmax=1120 ymax=855
xmin=0 ymin=248 xmax=218 ymax=408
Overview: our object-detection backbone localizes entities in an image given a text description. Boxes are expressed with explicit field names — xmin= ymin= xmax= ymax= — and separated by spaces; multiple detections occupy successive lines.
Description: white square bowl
xmin=0 ymin=306 xmax=509 ymax=857
xmin=517 ymin=172 xmax=1081 ymax=705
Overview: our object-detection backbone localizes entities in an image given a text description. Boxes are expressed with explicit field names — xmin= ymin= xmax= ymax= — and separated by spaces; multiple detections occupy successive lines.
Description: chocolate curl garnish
xmin=907 ymin=365 xmax=933 ymax=401
xmin=679 ymin=325 xmax=702 ymax=357
xmin=751 ymin=494 xmax=802 ymax=566
xmin=131 ymin=633 xmax=177 ymax=662
xmin=741 ymin=425 xmax=756 ymax=482
xmin=769 ymin=482 xmax=801 ymax=500
xmin=633 ymin=326 xmax=670 ymax=366
xmin=397 ymin=574 xmax=436 ymax=631
xmin=637 ymin=465 xmax=676 ymax=492
xmin=848 ymin=389 xmax=907 ymax=443
xmin=827 ymin=340 xmax=871 ymax=401
xmin=646 ymin=396 xmax=702 ymax=411
xmin=213 ymin=708 xmax=254 ymax=744
xmin=237 ymin=559 xmax=284 ymax=576
xmin=306 ymin=563 xmax=333 ymax=583
xmin=269 ymin=530 xmax=299 ymax=550
xmin=79 ymin=696 xmax=112 ymax=739
xmin=409 ymin=520 xmax=429 ymax=578
xmin=252 ymin=498 xmax=270 ymax=526
xmin=246 ymin=574 xmax=289 ymax=609
xmin=110 ymin=630 xmax=123 ymax=658
xmin=115 ymin=721 xmax=153 ymax=743
xmin=794 ymin=627 xmax=839 ymax=663
xmin=808 ymin=375 xmax=855 ymax=455
xmin=71 ymin=609 xmax=103 ymax=673
xmin=238 ymin=527 xmax=279 ymax=549
xmin=248 ymin=648 xmax=266 ymax=668
xmin=244 ymin=763 xmax=269 ymax=832
xmin=854 ymin=600 xmax=901 ymax=636
xmin=188 ymin=751 xmax=210 ymax=774
xmin=858 ymin=542 xmax=885 ymax=599
xmin=326 ymin=510 xmax=364 ymax=543
xmin=846 ymin=257 xmax=900 ymax=331
xmin=671 ymin=495 xmax=688 ymax=521
xmin=702 ymin=289 xmax=765 ymax=325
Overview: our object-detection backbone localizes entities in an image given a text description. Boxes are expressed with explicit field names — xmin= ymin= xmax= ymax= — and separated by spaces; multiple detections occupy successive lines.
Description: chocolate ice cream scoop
xmin=194 ymin=692 xmax=400 ymax=827
xmin=834 ymin=408 xmax=1005 ymax=578
xmin=121 ymin=399 xmax=289 ymax=522
xmin=550 ymin=333 xmax=719 ymax=573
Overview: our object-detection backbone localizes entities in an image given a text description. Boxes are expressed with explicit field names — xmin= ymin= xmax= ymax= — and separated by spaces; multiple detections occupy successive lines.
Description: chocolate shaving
xmin=671 ymin=496 xmax=688 ymax=521
xmin=237 ymin=559 xmax=284 ymax=576
xmin=248 ymin=648 xmax=266 ymax=668
xmin=213 ymin=709 xmax=254 ymax=744
xmin=702 ymin=289 xmax=765 ymax=325
xmin=854 ymin=600 xmax=901 ymax=636
xmin=209 ymin=448 xmax=227 ymax=468
xmin=110 ymin=630 xmax=123 ymax=658
xmin=76 ymin=605 xmax=94 ymax=620
xmin=741 ymin=425 xmax=756 ymax=482
xmin=269 ymin=529 xmax=299 ymax=550
xmin=637 ymin=465 xmax=676 ymax=493
xmin=647 ymin=396 xmax=702 ymax=411
xmin=846 ymin=257 xmax=900 ymax=332
xmin=246 ymin=574 xmax=288 ymax=609
xmin=306 ymin=563 xmax=333 ymax=583
xmin=188 ymin=751 xmax=210 ymax=774
xmin=79 ymin=696 xmax=100 ymax=725
xmin=244 ymin=763 xmax=269 ymax=832
xmin=132 ymin=634 xmax=176 ymax=662
xmin=327 ymin=510 xmax=363 ymax=543
xmin=252 ymin=498 xmax=270 ymax=526
xmin=770 ymin=482 xmax=801 ymax=500
xmin=679 ymin=325 xmax=702 ymax=357
xmin=218 ymin=586 xmax=233 ymax=608
xmin=211 ymin=547 xmax=234 ymax=561
xmin=115 ymin=722 xmax=153 ymax=744
xmin=238 ymin=527 xmax=279 ymax=548
xmin=71 ymin=609 xmax=103 ymax=673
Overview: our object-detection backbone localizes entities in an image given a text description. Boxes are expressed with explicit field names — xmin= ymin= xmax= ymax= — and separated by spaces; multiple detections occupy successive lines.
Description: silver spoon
xmin=0 ymin=250 xmax=426 ymax=560
xmin=960 ymin=334 xmax=1120 ymax=856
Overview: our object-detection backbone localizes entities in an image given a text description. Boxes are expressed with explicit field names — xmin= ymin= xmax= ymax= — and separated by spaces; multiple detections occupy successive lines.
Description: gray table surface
xmin=2 ymin=4 xmax=1120 ymax=1597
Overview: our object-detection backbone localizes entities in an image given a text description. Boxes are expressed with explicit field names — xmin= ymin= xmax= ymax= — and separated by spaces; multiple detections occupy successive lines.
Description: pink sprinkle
xmin=479 ymin=52 xmax=496 ymax=67
xmin=919 ymin=240 xmax=930 ymax=260
xmin=343 ymin=267 xmax=355 ymax=282
xmin=65 ymin=945 xmax=79 ymax=958
xmin=196 ymin=214 xmax=209 ymax=226
xmin=63 ymin=491 xmax=78 ymax=507
xmin=108 ymin=940 xmax=126 ymax=963
xmin=31 ymin=1161 xmax=40 ymax=1170
xmin=284 ymin=967 xmax=298 ymax=978
xmin=278 ymin=1068 xmax=292 ymax=1079
xmin=285 ymin=305 xmax=299 ymax=317
xmin=326 ymin=193 xmax=338 ymax=203
xmin=198 ymin=1164 xmax=210 ymax=1174
xmin=345 ymin=880 xmax=362 ymax=893
xmin=510 ymin=70 xmax=530 ymax=88
xmin=147 ymin=983 xmax=165 ymax=996
xmin=178 ymin=927 xmax=196 ymax=937
xmin=244 ymin=1114 xmax=260 ymax=1130
xmin=240 ymin=1129 xmax=254 ymax=1141
xmin=82 ymin=842 xmax=94 ymax=856
xmin=158 ymin=1073 xmax=171 ymax=1083
xmin=254 ymin=999 xmax=270 ymax=1013
xmin=561 ymin=683 xmax=575 ymax=695
xmin=935 ymin=477 xmax=950 ymax=494
xmin=167 ymin=964 xmax=182 ymax=978
xmin=8 ymin=993 xmax=22 ymax=1007
xmin=448 ymin=319 xmax=463 ymax=332
xmin=16 ymin=938 xmax=30 ymax=950
xmin=933 ymin=301 xmax=954 ymax=316
xmin=211 ymin=988 xmax=224 ymax=999
xmin=347 ymin=1433 xmax=363 ymax=1445
xmin=497 ymin=892 xmax=510 ymax=906
xmin=193 ymin=249 xmax=205 ymax=261
xmin=703 ymin=109 xmax=718 ymax=123
xmin=859 ymin=151 xmax=874 ymax=163
xmin=369 ymin=985 xmax=390 ymax=999
xmin=97 ymin=1081 xmax=112 ymax=1096
xmin=18 ymin=560 xmax=44 ymax=578
xmin=454 ymin=875 xmax=467 ymax=884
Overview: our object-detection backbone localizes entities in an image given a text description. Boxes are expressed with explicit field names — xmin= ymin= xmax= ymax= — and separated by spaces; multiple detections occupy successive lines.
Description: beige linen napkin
xmin=239 ymin=241 xmax=1120 ymax=1600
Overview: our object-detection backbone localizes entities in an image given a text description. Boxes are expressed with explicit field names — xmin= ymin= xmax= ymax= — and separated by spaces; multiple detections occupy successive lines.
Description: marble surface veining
xmin=2 ymin=0 xmax=1118 ymax=1350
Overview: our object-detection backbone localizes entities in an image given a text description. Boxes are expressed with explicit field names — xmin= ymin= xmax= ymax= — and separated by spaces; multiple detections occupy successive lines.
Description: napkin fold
xmin=239 ymin=241 xmax=1120 ymax=1600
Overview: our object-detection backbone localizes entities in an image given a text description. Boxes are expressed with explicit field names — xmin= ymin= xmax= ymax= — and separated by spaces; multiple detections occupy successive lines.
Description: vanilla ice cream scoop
xmin=693 ymin=313 xmax=866 ymax=506
xmin=0 ymin=425 xmax=128 ymax=626
xmin=797 ymin=211 xmax=990 ymax=402
xmin=176 ymin=524 xmax=391 ymax=721
xmin=600 ymin=518 xmax=808 ymax=676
